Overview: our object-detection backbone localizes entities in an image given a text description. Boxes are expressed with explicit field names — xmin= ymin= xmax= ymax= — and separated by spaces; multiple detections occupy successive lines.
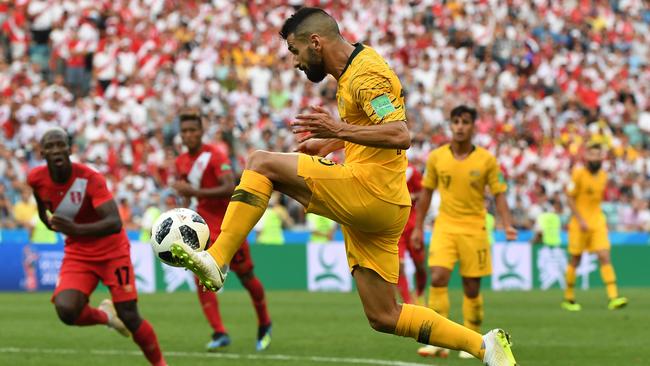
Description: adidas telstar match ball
xmin=150 ymin=208 xmax=210 ymax=267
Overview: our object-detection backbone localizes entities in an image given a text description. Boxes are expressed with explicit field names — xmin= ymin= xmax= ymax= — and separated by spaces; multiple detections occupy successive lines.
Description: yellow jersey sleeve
xmin=567 ymin=168 xmax=580 ymax=197
xmin=350 ymin=70 xmax=406 ymax=125
xmin=422 ymin=151 xmax=438 ymax=190
xmin=486 ymin=156 xmax=507 ymax=195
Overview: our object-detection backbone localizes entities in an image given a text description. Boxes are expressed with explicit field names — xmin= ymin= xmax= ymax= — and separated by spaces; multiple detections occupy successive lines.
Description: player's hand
xmin=292 ymin=105 xmax=346 ymax=142
xmin=294 ymin=139 xmax=325 ymax=156
xmin=172 ymin=181 xmax=196 ymax=197
xmin=578 ymin=219 xmax=589 ymax=232
xmin=411 ymin=228 xmax=424 ymax=250
xmin=49 ymin=214 xmax=78 ymax=235
xmin=505 ymin=226 xmax=518 ymax=241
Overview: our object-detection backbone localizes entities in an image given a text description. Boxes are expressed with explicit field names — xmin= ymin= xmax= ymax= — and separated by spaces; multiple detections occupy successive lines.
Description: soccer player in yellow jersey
xmin=562 ymin=143 xmax=628 ymax=311
xmin=412 ymin=105 xmax=518 ymax=359
xmin=170 ymin=8 xmax=516 ymax=365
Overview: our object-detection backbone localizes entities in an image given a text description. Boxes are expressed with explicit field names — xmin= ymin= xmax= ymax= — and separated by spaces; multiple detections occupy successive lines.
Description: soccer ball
xmin=150 ymin=208 xmax=210 ymax=267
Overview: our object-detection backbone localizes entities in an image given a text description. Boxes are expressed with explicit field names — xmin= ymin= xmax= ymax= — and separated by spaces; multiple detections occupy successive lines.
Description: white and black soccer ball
xmin=150 ymin=208 xmax=210 ymax=267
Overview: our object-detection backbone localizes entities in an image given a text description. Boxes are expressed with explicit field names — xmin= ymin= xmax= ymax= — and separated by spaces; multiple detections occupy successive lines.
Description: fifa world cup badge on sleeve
xmin=370 ymin=94 xmax=396 ymax=118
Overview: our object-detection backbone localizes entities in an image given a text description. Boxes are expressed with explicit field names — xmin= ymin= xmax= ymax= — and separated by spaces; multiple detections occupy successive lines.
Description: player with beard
xmin=27 ymin=127 xmax=166 ymax=366
xmin=173 ymin=111 xmax=272 ymax=351
xmin=562 ymin=142 xmax=628 ymax=311
xmin=168 ymin=8 xmax=516 ymax=366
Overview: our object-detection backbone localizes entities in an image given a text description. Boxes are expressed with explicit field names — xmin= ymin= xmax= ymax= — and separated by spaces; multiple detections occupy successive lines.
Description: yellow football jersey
xmin=336 ymin=43 xmax=410 ymax=206
xmin=567 ymin=167 xmax=607 ymax=225
xmin=423 ymin=145 xmax=507 ymax=232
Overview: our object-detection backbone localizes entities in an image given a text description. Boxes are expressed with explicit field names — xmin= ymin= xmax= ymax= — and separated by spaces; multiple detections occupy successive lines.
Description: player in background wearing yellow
xmin=169 ymin=8 xmax=516 ymax=365
xmin=562 ymin=143 xmax=628 ymax=311
xmin=412 ymin=106 xmax=517 ymax=360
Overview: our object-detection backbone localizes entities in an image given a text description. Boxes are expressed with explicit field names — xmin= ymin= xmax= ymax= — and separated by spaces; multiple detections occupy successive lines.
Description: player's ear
xmin=310 ymin=34 xmax=321 ymax=51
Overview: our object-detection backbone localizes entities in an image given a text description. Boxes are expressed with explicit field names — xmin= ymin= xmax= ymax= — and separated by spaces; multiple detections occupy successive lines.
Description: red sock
xmin=195 ymin=276 xmax=227 ymax=333
xmin=397 ymin=272 xmax=412 ymax=304
xmin=133 ymin=320 xmax=165 ymax=366
xmin=415 ymin=269 xmax=427 ymax=297
xmin=242 ymin=275 xmax=271 ymax=326
xmin=74 ymin=305 xmax=108 ymax=326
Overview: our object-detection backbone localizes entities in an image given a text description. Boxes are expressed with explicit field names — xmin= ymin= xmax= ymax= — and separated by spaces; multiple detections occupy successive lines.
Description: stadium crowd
xmin=0 ymin=0 xmax=649 ymax=234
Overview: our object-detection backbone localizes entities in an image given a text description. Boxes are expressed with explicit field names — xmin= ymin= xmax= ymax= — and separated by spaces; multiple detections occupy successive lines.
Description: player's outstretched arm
xmin=293 ymin=105 xmax=410 ymax=150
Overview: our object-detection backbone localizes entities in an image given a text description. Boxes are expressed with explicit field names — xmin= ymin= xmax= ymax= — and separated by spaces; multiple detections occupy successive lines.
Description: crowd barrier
xmin=1 ymin=229 xmax=648 ymax=292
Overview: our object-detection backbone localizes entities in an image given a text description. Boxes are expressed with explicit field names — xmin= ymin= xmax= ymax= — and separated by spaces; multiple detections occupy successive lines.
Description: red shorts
xmin=52 ymin=255 xmax=138 ymax=303
xmin=209 ymin=233 xmax=254 ymax=275
xmin=398 ymin=223 xmax=426 ymax=264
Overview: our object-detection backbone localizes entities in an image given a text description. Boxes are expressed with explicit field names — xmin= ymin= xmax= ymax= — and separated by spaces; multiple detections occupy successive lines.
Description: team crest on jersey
xmin=70 ymin=191 xmax=83 ymax=204
xmin=469 ymin=170 xmax=481 ymax=177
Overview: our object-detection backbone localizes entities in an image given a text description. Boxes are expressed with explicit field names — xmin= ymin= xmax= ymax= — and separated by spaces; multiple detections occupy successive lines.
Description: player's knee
xmin=246 ymin=150 xmax=274 ymax=177
xmin=115 ymin=303 xmax=142 ymax=332
xmin=54 ymin=303 xmax=81 ymax=325
xmin=596 ymin=251 xmax=610 ymax=264
xmin=430 ymin=271 xmax=449 ymax=287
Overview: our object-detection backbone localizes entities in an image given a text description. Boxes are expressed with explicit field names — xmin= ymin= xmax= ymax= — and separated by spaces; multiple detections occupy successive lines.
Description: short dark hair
xmin=279 ymin=7 xmax=340 ymax=41
xmin=450 ymin=105 xmax=477 ymax=122
xmin=178 ymin=110 xmax=202 ymax=128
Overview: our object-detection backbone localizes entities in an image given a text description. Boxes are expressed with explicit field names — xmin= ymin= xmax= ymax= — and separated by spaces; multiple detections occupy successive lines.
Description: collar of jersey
xmin=448 ymin=144 xmax=476 ymax=159
xmin=339 ymin=43 xmax=365 ymax=79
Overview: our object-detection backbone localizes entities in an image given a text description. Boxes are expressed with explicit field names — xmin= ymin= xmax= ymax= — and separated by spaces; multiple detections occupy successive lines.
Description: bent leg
xmin=53 ymin=289 xmax=107 ymax=326
xmin=116 ymin=301 xmax=165 ymax=365
xmin=207 ymin=151 xmax=313 ymax=267
xmin=354 ymin=267 xmax=485 ymax=359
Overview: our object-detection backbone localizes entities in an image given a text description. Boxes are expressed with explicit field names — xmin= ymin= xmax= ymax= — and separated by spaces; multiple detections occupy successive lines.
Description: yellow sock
xmin=600 ymin=264 xmax=618 ymax=299
xmin=462 ymin=295 xmax=484 ymax=333
xmin=564 ymin=264 xmax=576 ymax=301
xmin=428 ymin=286 xmax=450 ymax=318
xmin=207 ymin=170 xmax=272 ymax=267
xmin=395 ymin=303 xmax=484 ymax=360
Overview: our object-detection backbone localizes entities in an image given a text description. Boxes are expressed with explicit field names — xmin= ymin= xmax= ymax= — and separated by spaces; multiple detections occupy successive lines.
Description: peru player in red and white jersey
xmin=396 ymin=163 xmax=428 ymax=304
xmin=27 ymin=128 xmax=166 ymax=366
xmin=172 ymin=111 xmax=272 ymax=352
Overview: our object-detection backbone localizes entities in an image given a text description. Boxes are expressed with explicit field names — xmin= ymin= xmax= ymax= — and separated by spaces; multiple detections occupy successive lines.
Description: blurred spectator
xmin=306 ymin=213 xmax=336 ymax=244
xmin=139 ymin=191 xmax=162 ymax=243
xmin=0 ymin=1 xmax=648 ymax=232
xmin=0 ymin=183 xmax=14 ymax=228
xmin=29 ymin=211 xmax=58 ymax=244
xmin=254 ymin=192 xmax=294 ymax=245
xmin=12 ymin=186 xmax=36 ymax=229
xmin=117 ymin=196 xmax=137 ymax=231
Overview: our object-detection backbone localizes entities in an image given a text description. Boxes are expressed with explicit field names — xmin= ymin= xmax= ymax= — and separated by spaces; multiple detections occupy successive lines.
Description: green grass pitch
xmin=0 ymin=289 xmax=648 ymax=366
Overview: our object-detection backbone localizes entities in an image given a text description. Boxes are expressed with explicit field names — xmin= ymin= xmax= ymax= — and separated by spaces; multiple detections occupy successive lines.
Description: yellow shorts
xmin=297 ymin=154 xmax=410 ymax=283
xmin=567 ymin=221 xmax=610 ymax=256
xmin=428 ymin=227 xmax=491 ymax=277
